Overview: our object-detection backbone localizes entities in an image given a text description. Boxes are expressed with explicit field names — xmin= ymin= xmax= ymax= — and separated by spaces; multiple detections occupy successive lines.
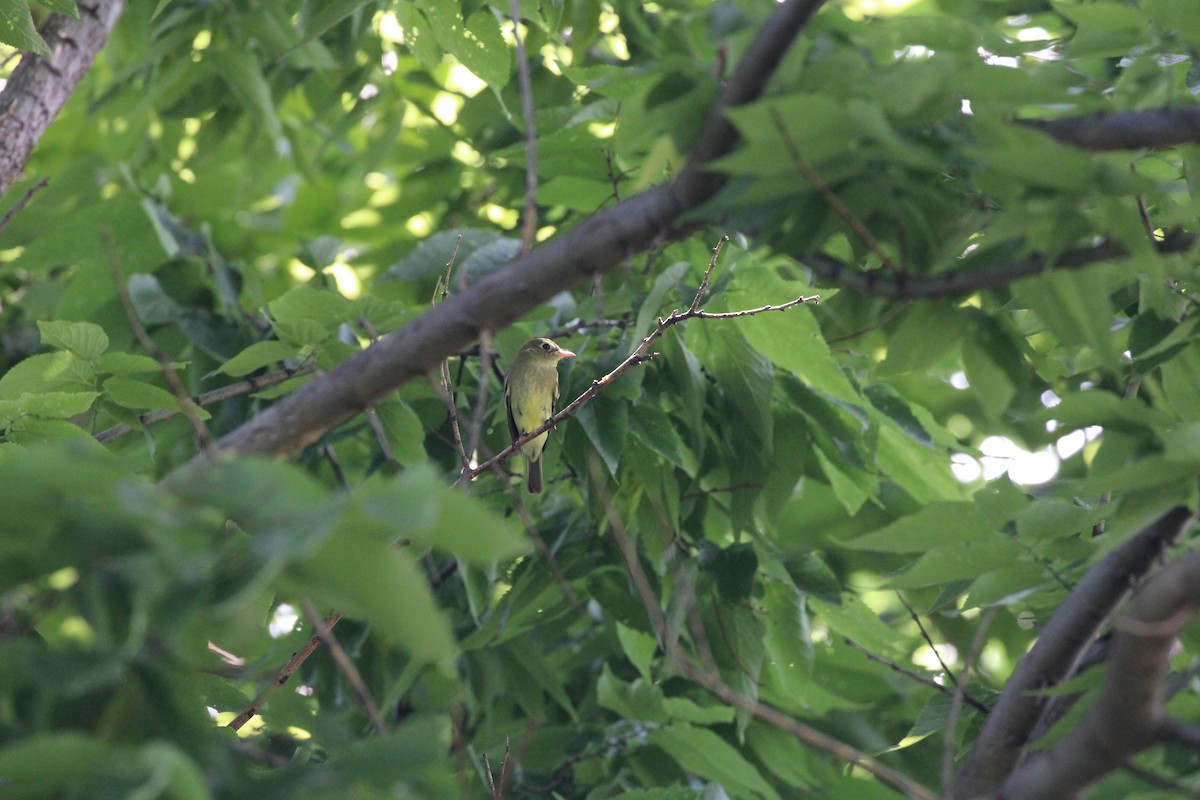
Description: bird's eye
xmin=541 ymin=342 xmax=552 ymax=351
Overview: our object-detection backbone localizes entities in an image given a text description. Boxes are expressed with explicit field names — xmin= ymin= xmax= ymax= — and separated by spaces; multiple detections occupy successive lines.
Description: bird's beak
xmin=557 ymin=348 xmax=576 ymax=359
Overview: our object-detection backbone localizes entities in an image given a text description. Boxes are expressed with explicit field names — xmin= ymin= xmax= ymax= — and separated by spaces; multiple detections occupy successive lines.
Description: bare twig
xmin=228 ymin=610 xmax=343 ymax=731
xmin=842 ymin=637 xmax=990 ymax=714
xmin=457 ymin=239 xmax=818 ymax=487
xmin=461 ymin=329 xmax=495 ymax=475
xmin=897 ymin=592 xmax=959 ymax=686
xmin=434 ymin=238 xmax=471 ymax=471
xmin=106 ymin=230 xmax=214 ymax=455
xmin=943 ymin=608 xmax=997 ymax=793
xmin=300 ymin=600 xmax=385 ymax=735
xmin=510 ymin=0 xmax=538 ymax=254
xmin=95 ymin=363 xmax=315 ymax=444
xmin=322 ymin=443 xmax=349 ymax=491
xmin=0 ymin=176 xmax=47 ymax=235
xmin=771 ymin=108 xmax=900 ymax=274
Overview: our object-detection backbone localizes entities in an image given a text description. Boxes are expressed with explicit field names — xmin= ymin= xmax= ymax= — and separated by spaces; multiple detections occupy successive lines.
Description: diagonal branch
xmin=1000 ymin=546 xmax=1200 ymax=800
xmin=805 ymin=230 xmax=1195 ymax=300
xmin=952 ymin=506 xmax=1193 ymax=798
xmin=184 ymin=0 xmax=830 ymax=464
xmin=1022 ymin=106 xmax=1200 ymax=152
xmin=0 ymin=0 xmax=127 ymax=196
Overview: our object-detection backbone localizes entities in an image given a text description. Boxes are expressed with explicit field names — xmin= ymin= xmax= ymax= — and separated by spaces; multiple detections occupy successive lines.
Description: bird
xmin=504 ymin=337 xmax=575 ymax=493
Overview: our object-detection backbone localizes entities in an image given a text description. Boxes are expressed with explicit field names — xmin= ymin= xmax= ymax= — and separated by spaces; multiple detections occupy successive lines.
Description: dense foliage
xmin=1 ymin=0 xmax=1199 ymax=797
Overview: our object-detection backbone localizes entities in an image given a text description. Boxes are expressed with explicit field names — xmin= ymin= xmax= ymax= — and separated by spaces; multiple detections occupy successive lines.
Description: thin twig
xmin=483 ymin=751 xmax=498 ymax=799
xmin=95 ymin=363 xmax=315 ymax=444
xmin=943 ymin=608 xmax=997 ymax=793
xmin=842 ymin=637 xmax=990 ymax=714
xmin=897 ymin=592 xmax=959 ymax=685
xmin=0 ymin=176 xmax=48 ymax=236
xmin=461 ymin=329 xmax=495 ymax=475
xmin=300 ymin=599 xmax=386 ymax=735
xmin=509 ymin=0 xmax=538 ymax=254
xmin=106 ymin=230 xmax=214 ymax=455
xmin=322 ymin=443 xmax=349 ymax=491
xmin=770 ymin=108 xmax=901 ymax=274
xmin=497 ymin=719 xmax=539 ymax=798
xmin=434 ymin=238 xmax=471 ymax=471
xmin=228 ymin=610 xmax=343 ymax=731
xmin=457 ymin=238 xmax=818 ymax=487
xmin=587 ymin=453 xmax=937 ymax=800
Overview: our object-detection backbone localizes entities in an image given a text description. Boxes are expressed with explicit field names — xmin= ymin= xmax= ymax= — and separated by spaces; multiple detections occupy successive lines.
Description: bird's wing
xmin=505 ymin=388 xmax=520 ymax=442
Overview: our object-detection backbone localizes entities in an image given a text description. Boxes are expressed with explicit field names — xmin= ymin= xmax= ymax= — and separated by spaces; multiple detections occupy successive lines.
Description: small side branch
xmin=228 ymin=610 xmax=344 ymax=731
xmin=1000 ymin=547 xmax=1200 ymax=800
xmin=953 ymin=506 xmax=1193 ymax=798
xmin=95 ymin=363 xmax=315 ymax=444
xmin=806 ymin=231 xmax=1195 ymax=300
xmin=457 ymin=237 xmax=818 ymax=487
xmin=1022 ymin=106 xmax=1200 ymax=152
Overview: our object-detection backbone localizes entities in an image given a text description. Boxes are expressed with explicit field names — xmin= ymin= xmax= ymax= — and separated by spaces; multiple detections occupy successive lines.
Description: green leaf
xmin=356 ymin=466 xmax=529 ymax=563
xmin=783 ymin=552 xmax=842 ymax=604
xmin=1054 ymin=0 xmax=1148 ymax=57
xmin=688 ymin=325 xmax=774 ymax=446
xmin=104 ymin=377 xmax=199 ymax=415
xmin=300 ymin=0 xmax=373 ymax=42
xmin=649 ymin=723 xmax=781 ymax=800
xmin=811 ymin=594 xmax=907 ymax=659
xmin=1016 ymin=499 xmax=1103 ymax=541
xmin=576 ymin=396 xmax=628 ymax=476
xmin=35 ymin=0 xmax=79 ymax=17
xmin=15 ymin=391 xmax=99 ymax=418
xmin=37 ymin=320 xmax=109 ymax=360
xmin=97 ymin=352 xmax=175 ymax=375
xmin=877 ymin=303 xmax=963 ymax=376
xmin=0 ymin=0 xmax=49 ymax=54
xmin=373 ymin=398 xmax=428 ymax=466
xmin=127 ymin=273 xmax=183 ymax=324
xmin=418 ymin=0 xmax=510 ymax=90
xmin=212 ymin=46 xmax=283 ymax=140
xmin=698 ymin=541 xmax=758 ymax=603
xmin=633 ymin=260 xmax=690 ymax=347
xmin=216 ymin=340 xmax=299 ymax=377
xmin=268 ymin=286 xmax=352 ymax=327
xmin=886 ymin=538 xmax=1026 ymax=589
xmin=325 ymin=717 xmax=452 ymax=788
xmin=381 ymin=229 xmax=504 ymax=282
xmin=628 ymin=402 xmax=696 ymax=474
xmin=0 ymin=732 xmax=109 ymax=795
xmin=728 ymin=268 xmax=856 ymax=404
xmin=288 ymin=513 xmax=456 ymax=665
xmin=1014 ymin=267 xmax=1117 ymax=369
xmin=616 ymin=622 xmax=658 ymax=683
xmin=1161 ymin=344 xmax=1200 ymax=422
xmin=0 ymin=351 xmax=87 ymax=398
xmin=845 ymin=502 xmax=996 ymax=552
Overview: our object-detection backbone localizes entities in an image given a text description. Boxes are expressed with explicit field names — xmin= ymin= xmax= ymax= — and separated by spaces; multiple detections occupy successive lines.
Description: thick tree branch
xmin=952 ymin=506 xmax=1194 ymax=798
xmin=805 ymin=230 xmax=1195 ymax=300
xmin=0 ymin=0 xmax=126 ymax=197
xmin=1000 ymin=547 xmax=1200 ymax=800
xmin=188 ymin=0 xmax=829 ymax=462
xmin=1024 ymin=106 xmax=1200 ymax=152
